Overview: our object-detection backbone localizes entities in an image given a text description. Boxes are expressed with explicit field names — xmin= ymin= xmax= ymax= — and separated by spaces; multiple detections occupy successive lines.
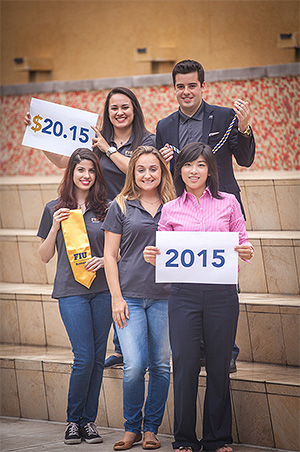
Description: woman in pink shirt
xmin=144 ymin=142 xmax=253 ymax=452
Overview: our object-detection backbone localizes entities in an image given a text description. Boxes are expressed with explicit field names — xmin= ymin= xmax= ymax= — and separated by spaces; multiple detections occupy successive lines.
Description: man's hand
xmin=159 ymin=144 xmax=174 ymax=163
xmin=233 ymin=99 xmax=251 ymax=133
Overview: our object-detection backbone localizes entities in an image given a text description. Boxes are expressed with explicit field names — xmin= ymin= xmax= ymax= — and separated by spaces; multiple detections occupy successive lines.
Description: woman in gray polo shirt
xmin=102 ymin=146 xmax=175 ymax=451
xmin=25 ymin=87 xmax=155 ymax=202
xmin=37 ymin=148 xmax=111 ymax=445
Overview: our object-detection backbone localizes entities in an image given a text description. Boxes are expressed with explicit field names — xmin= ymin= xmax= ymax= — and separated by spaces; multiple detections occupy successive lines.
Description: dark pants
xmin=169 ymin=283 xmax=239 ymax=452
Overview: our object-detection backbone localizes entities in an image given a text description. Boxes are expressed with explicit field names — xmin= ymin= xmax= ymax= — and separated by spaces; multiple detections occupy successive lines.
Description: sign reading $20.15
xmin=31 ymin=114 xmax=90 ymax=144
xmin=22 ymin=98 xmax=99 ymax=157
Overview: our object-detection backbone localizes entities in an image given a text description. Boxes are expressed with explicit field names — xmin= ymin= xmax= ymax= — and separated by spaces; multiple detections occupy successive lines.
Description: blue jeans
xmin=116 ymin=297 xmax=170 ymax=434
xmin=59 ymin=291 xmax=112 ymax=425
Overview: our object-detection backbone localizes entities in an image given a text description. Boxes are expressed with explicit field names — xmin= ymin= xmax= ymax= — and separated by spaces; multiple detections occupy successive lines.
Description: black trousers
xmin=169 ymin=283 xmax=239 ymax=452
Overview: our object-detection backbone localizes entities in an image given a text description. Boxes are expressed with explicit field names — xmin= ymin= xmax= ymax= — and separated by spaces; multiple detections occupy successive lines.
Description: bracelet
xmin=106 ymin=146 xmax=117 ymax=158
xmin=238 ymin=125 xmax=251 ymax=136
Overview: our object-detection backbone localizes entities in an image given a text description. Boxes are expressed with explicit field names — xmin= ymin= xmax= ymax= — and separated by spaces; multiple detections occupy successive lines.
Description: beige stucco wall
xmin=1 ymin=0 xmax=299 ymax=85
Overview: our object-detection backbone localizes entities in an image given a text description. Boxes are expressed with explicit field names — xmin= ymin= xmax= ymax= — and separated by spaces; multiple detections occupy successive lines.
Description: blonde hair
xmin=115 ymin=146 xmax=175 ymax=214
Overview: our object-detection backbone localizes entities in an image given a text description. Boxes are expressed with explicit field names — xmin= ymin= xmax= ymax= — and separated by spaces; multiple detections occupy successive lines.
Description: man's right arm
xmin=155 ymin=119 xmax=175 ymax=165
xmin=155 ymin=120 xmax=164 ymax=150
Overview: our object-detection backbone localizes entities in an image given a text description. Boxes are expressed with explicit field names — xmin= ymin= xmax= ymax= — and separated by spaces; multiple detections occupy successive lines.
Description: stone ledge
xmin=1 ymin=228 xmax=299 ymax=240
xmin=0 ymin=344 xmax=299 ymax=450
xmin=1 ymin=285 xmax=299 ymax=366
xmin=1 ymin=63 xmax=299 ymax=96
xmin=0 ymin=171 xmax=299 ymax=186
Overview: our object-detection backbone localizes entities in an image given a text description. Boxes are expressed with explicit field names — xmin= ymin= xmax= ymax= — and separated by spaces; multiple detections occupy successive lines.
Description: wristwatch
xmin=239 ymin=125 xmax=251 ymax=136
xmin=106 ymin=146 xmax=117 ymax=158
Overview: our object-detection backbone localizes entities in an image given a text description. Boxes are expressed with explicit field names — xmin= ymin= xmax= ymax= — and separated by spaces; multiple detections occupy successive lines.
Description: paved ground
xmin=0 ymin=417 xmax=292 ymax=452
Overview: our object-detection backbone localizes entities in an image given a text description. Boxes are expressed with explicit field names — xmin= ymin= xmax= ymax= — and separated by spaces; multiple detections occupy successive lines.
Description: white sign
xmin=156 ymin=231 xmax=239 ymax=284
xmin=22 ymin=98 xmax=99 ymax=156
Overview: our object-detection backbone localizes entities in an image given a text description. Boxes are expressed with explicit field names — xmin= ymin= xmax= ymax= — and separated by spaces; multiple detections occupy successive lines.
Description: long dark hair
xmin=54 ymin=148 xmax=107 ymax=221
xmin=174 ymin=142 xmax=222 ymax=199
xmin=97 ymin=87 xmax=149 ymax=155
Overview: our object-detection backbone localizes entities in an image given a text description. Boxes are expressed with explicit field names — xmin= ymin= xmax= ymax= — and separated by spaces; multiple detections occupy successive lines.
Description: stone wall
xmin=1 ymin=65 xmax=299 ymax=175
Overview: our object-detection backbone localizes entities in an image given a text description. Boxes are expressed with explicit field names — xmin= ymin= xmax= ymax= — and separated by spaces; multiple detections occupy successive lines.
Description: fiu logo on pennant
xmin=73 ymin=252 xmax=88 ymax=266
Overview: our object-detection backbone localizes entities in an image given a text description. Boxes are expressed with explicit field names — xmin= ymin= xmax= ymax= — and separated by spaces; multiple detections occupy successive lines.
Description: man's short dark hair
xmin=172 ymin=59 xmax=205 ymax=86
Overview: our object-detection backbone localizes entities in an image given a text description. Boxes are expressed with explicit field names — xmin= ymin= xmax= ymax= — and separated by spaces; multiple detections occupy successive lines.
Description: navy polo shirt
xmin=37 ymin=199 xmax=108 ymax=299
xmin=99 ymin=132 xmax=155 ymax=202
xmin=102 ymin=198 xmax=170 ymax=299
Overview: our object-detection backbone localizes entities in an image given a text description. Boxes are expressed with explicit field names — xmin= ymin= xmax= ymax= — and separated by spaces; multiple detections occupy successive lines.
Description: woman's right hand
xmin=52 ymin=208 xmax=70 ymax=232
xmin=112 ymin=297 xmax=129 ymax=329
xmin=143 ymin=246 xmax=160 ymax=266
xmin=91 ymin=126 xmax=109 ymax=154
xmin=24 ymin=111 xmax=31 ymax=126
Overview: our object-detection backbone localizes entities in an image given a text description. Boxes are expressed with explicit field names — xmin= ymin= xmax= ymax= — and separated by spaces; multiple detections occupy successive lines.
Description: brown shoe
xmin=113 ymin=432 xmax=142 ymax=450
xmin=142 ymin=432 xmax=161 ymax=449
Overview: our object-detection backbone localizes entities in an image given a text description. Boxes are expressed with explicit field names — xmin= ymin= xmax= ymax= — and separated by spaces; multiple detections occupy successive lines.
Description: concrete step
xmin=0 ymin=229 xmax=299 ymax=294
xmin=0 ymin=283 xmax=299 ymax=367
xmin=0 ymin=343 xmax=299 ymax=451
xmin=0 ymin=230 xmax=56 ymax=285
xmin=0 ymin=171 xmax=299 ymax=231
xmin=0 ymin=176 xmax=61 ymax=230
xmin=238 ymin=230 xmax=300 ymax=294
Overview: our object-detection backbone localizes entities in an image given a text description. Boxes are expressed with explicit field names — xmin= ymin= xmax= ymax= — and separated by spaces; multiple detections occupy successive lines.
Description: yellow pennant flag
xmin=61 ymin=209 xmax=96 ymax=289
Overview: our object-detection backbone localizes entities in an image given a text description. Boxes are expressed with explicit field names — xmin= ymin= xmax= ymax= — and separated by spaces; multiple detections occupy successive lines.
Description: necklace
xmin=140 ymin=197 xmax=161 ymax=205
xmin=77 ymin=201 xmax=86 ymax=208
xmin=119 ymin=138 xmax=129 ymax=146
xmin=115 ymin=133 xmax=131 ymax=146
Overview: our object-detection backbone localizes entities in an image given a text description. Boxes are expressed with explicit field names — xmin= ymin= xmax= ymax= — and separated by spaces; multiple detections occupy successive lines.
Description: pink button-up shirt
xmin=158 ymin=188 xmax=252 ymax=248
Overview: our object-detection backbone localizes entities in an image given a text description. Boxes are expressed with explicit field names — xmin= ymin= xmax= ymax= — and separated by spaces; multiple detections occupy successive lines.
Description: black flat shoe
xmin=104 ymin=354 xmax=124 ymax=368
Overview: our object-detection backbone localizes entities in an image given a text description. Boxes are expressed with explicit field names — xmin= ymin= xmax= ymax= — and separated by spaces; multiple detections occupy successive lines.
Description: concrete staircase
xmin=0 ymin=172 xmax=299 ymax=451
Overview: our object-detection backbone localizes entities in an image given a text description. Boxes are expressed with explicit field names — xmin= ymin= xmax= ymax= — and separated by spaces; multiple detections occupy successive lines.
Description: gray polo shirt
xmin=102 ymin=198 xmax=170 ymax=299
xmin=37 ymin=199 xmax=108 ymax=299
xmin=178 ymin=102 xmax=204 ymax=149
xmin=100 ymin=132 xmax=155 ymax=202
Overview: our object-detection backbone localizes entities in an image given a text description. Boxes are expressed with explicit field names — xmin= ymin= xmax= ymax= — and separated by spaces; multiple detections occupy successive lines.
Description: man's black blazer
xmin=156 ymin=101 xmax=256 ymax=209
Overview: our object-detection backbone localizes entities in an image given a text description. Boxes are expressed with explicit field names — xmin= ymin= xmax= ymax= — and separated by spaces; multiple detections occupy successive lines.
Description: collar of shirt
xmin=179 ymin=101 xmax=204 ymax=124
xmin=180 ymin=187 xmax=213 ymax=204
xmin=126 ymin=197 xmax=163 ymax=215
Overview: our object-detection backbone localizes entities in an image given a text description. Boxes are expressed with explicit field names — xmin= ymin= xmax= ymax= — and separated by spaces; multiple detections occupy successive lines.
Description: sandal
xmin=216 ymin=445 xmax=233 ymax=452
xmin=113 ymin=432 xmax=142 ymax=450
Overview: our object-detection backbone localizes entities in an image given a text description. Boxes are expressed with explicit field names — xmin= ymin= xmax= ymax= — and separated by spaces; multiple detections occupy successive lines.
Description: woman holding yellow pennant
xmin=37 ymin=148 xmax=111 ymax=445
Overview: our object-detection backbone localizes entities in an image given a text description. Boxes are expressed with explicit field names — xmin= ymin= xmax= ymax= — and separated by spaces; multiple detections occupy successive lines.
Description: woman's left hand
xmin=84 ymin=256 xmax=104 ymax=272
xmin=235 ymin=244 xmax=254 ymax=261
xmin=91 ymin=126 xmax=109 ymax=154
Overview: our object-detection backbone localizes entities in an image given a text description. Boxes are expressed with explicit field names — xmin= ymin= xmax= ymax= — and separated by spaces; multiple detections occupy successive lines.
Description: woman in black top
xmin=25 ymin=87 xmax=155 ymax=201
xmin=37 ymin=148 xmax=111 ymax=445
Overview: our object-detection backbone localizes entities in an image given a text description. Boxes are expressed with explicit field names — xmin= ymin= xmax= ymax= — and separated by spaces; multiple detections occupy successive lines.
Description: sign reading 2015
xmin=155 ymin=231 xmax=239 ymax=284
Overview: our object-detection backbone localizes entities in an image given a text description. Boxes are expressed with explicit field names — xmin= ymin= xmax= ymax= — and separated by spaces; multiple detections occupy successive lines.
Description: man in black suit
xmin=156 ymin=59 xmax=255 ymax=217
xmin=156 ymin=59 xmax=256 ymax=374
